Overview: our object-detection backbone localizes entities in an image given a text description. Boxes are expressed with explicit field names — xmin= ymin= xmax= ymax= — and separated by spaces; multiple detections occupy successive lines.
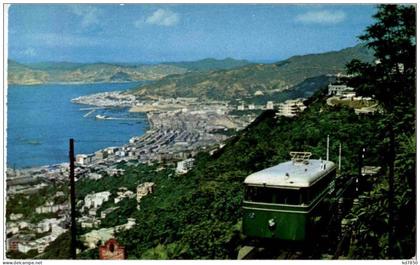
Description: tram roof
xmin=244 ymin=159 xmax=336 ymax=188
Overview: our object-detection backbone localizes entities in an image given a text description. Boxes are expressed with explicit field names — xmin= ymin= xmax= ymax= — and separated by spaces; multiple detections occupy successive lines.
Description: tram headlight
xmin=268 ymin=218 xmax=276 ymax=230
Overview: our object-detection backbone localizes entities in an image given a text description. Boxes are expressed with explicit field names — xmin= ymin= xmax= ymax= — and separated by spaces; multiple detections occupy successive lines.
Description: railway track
xmin=238 ymin=244 xmax=311 ymax=259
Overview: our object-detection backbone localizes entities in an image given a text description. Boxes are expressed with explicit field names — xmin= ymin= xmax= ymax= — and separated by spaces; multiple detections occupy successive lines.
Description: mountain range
xmin=132 ymin=45 xmax=374 ymax=100
xmin=163 ymin=58 xmax=250 ymax=72
xmin=7 ymin=58 xmax=251 ymax=85
xmin=8 ymin=45 xmax=373 ymax=100
xmin=7 ymin=61 xmax=185 ymax=85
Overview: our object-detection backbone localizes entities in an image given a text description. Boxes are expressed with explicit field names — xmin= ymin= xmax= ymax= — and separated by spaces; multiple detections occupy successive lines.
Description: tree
xmin=346 ymin=4 xmax=416 ymax=113
xmin=345 ymin=4 xmax=416 ymax=259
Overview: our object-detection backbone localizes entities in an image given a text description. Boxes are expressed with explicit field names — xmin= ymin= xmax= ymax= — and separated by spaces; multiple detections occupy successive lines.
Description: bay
xmin=7 ymin=82 xmax=148 ymax=169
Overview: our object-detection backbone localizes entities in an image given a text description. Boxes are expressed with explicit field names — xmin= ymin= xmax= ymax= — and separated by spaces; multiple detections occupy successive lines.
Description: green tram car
xmin=242 ymin=152 xmax=337 ymax=242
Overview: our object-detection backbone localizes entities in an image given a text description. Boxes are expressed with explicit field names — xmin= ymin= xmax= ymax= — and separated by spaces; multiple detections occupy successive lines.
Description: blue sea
xmin=7 ymin=82 xmax=149 ymax=169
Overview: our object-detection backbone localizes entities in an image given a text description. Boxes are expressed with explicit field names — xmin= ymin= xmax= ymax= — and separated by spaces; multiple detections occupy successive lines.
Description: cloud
xmin=70 ymin=5 xmax=102 ymax=28
xmin=21 ymin=48 xmax=37 ymax=57
xmin=295 ymin=10 xmax=346 ymax=24
xmin=144 ymin=8 xmax=180 ymax=27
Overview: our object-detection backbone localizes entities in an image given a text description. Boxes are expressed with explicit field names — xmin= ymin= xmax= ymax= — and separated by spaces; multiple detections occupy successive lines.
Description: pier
xmin=95 ymin=115 xmax=145 ymax=121
xmin=84 ymin=109 xmax=96 ymax=117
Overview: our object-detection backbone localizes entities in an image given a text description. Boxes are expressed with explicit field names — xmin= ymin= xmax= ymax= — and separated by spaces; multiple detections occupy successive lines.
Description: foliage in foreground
xmin=115 ymin=87 xmax=386 ymax=259
xmin=344 ymin=4 xmax=416 ymax=259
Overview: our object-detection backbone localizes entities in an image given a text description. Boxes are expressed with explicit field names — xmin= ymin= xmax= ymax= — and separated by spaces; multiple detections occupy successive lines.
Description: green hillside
xmin=273 ymin=44 xmax=374 ymax=85
xmin=240 ymin=75 xmax=333 ymax=105
xmin=112 ymin=89 xmax=380 ymax=259
xmin=132 ymin=45 xmax=374 ymax=100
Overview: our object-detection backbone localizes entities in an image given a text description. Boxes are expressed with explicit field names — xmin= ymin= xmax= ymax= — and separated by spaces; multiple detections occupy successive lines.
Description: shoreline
xmin=5 ymin=84 xmax=150 ymax=171
xmin=6 ymin=111 xmax=151 ymax=172
xmin=7 ymin=88 xmax=255 ymax=174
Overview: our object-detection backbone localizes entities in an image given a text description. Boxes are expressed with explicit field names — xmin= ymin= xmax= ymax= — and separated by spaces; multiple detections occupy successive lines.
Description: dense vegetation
xmin=133 ymin=45 xmax=373 ymax=100
xmin=111 ymin=87 xmax=384 ymax=259
xmin=343 ymin=4 xmax=416 ymax=258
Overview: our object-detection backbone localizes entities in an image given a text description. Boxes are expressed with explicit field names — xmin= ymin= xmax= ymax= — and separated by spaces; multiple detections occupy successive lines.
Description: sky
xmin=7 ymin=4 xmax=377 ymax=64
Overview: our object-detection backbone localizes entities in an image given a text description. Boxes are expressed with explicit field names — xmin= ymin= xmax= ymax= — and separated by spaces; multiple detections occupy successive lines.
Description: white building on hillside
xmin=76 ymin=154 xmax=88 ymax=166
xmin=114 ymin=187 xmax=135 ymax=204
xmin=277 ymin=99 xmax=307 ymax=117
xmin=35 ymin=202 xmax=69 ymax=214
xmin=83 ymin=191 xmax=111 ymax=209
xmin=136 ymin=182 xmax=155 ymax=203
xmin=9 ymin=213 xmax=23 ymax=221
xmin=328 ymin=84 xmax=355 ymax=96
xmin=176 ymin=158 xmax=195 ymax=175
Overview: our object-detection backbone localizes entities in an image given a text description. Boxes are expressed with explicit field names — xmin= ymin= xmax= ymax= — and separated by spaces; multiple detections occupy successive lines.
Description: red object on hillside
xmin=99 ymin=238 xmax=126 ymax=260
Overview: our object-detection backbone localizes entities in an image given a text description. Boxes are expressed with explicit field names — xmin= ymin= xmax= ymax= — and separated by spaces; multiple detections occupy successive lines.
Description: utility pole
xmin=69 ymin=139 xmax=77 ymax=259
xmin=338 ymin=143 xmax=342 ymax=172
xmin=388 ymin=125 xmax=395 ymax=257
xmin=326 ymin=135 xmax=330 ymax=161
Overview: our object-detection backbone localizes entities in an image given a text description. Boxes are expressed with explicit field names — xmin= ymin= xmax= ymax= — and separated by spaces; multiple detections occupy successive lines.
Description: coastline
xmin=7 ymin=88 xmax=251 ymax=171
xmin=7 ymin=82 xmax=149 ymax=170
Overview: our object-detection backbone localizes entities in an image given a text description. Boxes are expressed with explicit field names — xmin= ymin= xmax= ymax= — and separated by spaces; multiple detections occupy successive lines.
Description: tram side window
xmin=274 ymin=189 xmax=300 ymax=205
xmin=307 ymin=170 xmax=335 ymax=202
xmin=245 ymin=186 xmax=302 ymax=205
xmin=245 ymin=186 xmax=273 ymax=203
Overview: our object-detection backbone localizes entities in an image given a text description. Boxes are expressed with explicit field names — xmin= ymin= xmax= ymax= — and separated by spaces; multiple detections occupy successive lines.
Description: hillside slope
xmin=132 ymin=45 xmax=373 ymax=100
xmin=8 ymin=60 xmax=49 ymax=85
xmin=112 ymin=88 xmax=383 ymax=259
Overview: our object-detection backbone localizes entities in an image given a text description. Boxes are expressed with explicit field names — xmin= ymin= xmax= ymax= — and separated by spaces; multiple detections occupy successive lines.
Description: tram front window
xmin=274 ymin=189 xmax=301 ymax=204
xmin=245 ymin=186 xmax=304 ymax=205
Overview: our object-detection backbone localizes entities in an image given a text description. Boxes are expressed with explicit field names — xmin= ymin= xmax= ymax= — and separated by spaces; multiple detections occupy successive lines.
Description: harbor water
xmin=7 ymin=82 xmax=149 ymax=169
